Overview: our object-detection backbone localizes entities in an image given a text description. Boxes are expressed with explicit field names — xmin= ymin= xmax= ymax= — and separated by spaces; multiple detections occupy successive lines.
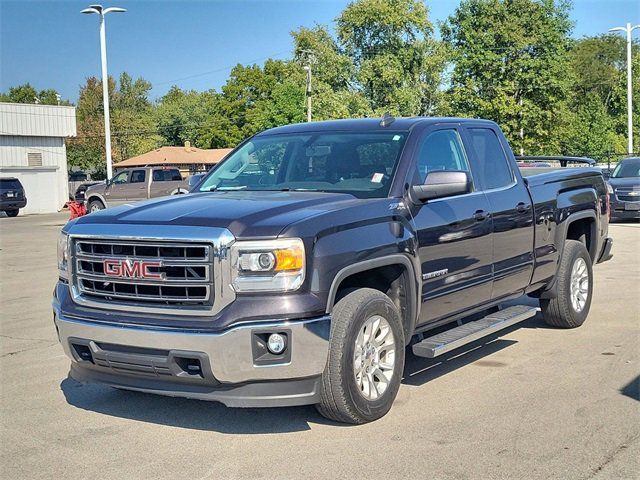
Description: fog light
xmin=267 ymin=333 xmax=287 ymax=355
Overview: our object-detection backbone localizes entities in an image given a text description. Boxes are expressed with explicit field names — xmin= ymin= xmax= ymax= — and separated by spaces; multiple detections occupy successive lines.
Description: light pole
xmin=609 ymin=23 xmax=640 ymax=155
xmin=81 ymin=4 xmax=126 ymax=180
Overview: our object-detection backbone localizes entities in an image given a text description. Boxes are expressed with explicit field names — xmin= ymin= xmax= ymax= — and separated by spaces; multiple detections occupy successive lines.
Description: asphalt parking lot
xmin=0 ymin=212 xmax=638 ymax=480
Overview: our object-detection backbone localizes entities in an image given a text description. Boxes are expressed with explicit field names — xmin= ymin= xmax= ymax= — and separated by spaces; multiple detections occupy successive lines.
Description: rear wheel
xmin=87 ymin=199 xmax=105 ymax=213
xmin=316 ymin=288 xmax=405 ymax=424
xmin=541 ymin=240 xmax=593 ymax=328
xmin=5 ymin=209 xmax=19 ymax=217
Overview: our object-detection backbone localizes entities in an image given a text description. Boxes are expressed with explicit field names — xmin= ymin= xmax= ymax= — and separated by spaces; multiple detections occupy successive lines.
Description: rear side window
xmin=416 ymin=129 xmax=470 ymax=182
xmin=130 ymin=170 xmax=146 ymax=183
xmin=468 ymin=128 xmax=514 ymax=190
xmin=152 ymin=169 xmax=182 ymax=181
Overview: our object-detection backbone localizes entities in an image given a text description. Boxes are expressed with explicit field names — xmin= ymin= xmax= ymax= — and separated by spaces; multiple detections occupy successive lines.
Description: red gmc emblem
xmin=103 ymin=259 xmax=163 ymax=279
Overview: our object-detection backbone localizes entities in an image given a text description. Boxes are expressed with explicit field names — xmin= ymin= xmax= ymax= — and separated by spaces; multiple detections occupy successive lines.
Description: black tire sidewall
xmin=88 ymin=200 xmax=104 ymax=212
xmin=559 ymin=242 xmax=593 ymax=325
xmin=339 ymin=293 xmax=405 ymax=421
xmin=5 ymin=209 xmax=19 ymax=217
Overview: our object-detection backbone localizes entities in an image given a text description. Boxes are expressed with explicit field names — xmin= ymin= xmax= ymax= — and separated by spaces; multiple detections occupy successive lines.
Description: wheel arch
xmin=326 ymin=255 xmax=419 ymax=344
xmin=540 ymin=209 xmax=597 ymax=300
xmin=86 ymin=193 xmax=107 ymax=208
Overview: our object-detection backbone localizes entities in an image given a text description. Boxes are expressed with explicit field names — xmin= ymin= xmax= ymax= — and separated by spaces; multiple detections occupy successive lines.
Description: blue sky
xmin=1 ymin=0 xmax=638 ymax=102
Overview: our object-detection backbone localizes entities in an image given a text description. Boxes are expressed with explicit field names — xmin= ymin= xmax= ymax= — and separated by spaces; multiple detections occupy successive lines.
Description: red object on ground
xmin=68 ymin=201 xmax=87 ymax=219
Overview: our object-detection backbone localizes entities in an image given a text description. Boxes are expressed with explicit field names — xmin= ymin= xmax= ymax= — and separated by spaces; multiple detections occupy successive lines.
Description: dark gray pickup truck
xmin=53 ymin=117 xmax=612 ymax=424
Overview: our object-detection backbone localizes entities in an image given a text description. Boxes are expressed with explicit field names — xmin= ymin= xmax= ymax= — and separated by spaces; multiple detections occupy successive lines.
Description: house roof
xmin=113 ymin=146 xmax=232 ymax=168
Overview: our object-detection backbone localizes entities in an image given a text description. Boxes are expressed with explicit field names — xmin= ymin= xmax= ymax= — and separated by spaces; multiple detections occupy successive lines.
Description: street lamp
xmin=609 ymin=23 xmax=640 ymax=155
xmin=81 ymin=4 xmax=126 ymax=180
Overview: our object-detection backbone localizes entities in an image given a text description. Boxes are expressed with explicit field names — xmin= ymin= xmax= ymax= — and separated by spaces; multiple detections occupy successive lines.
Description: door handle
xmin=473 ymin=210 xmax=489 ymax=221
xmin=516 ymin=202 xmax=531 ymax=213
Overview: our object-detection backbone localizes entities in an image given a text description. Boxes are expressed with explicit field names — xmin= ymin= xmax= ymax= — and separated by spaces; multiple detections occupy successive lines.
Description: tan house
xmin=113 ymin=143 xmax=232 ymax=176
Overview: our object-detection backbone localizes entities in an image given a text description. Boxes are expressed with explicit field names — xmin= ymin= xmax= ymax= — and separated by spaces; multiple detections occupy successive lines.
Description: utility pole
xmin=299 ymin=50 xmax=315 ymax=122
xmin=519 ymin=95 xmax=524 ymax=156
xmin=304 ymin=65 xmax=312 ymax=122
xmin=82 ymin=4 xmax=127 ymax=179
xmin=610 ymin=23 xmax=640 ymax=155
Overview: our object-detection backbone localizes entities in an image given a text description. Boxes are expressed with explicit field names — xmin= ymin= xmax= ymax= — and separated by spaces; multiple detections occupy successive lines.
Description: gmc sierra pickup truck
xmin=53 ymin=117 xmax=613 ymax=424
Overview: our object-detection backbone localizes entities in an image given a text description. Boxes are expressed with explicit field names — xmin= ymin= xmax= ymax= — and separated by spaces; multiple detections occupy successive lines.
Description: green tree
xmin=67 ymin=73 xmax=159 ymax=173
xmin=566 ymin=34 xmax=639 ymax=155
xmin=203 ymin=59 xmax=306 ymax=148
xmin=336 ymin=0 xmax=446 ymax=115
xmin=442 ymin=0 xmax=574 ymax=154
xmin=0 ymin=83 xmax=69 ymax=105
xmin=155 ymin=86 xmax=219 ymax=148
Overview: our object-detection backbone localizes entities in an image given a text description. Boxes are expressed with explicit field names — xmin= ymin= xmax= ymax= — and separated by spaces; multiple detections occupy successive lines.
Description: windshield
xmin=612 ymin=159 xmax=640 ymax=178
xmin=198 ymin=131 xmax=408 ymax=198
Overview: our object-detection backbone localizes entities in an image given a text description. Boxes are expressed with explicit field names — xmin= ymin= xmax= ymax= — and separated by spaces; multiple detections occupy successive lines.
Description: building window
xmin=27 ymin=152 xmax=43 ymax=167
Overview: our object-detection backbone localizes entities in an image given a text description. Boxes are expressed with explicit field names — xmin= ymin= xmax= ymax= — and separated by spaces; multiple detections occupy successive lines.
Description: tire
xmin=87 ymin=199 xmax=105 ymax=213
xmin=316 ymin=288 xmax=405 ymax=424
xmin=5 ymin=209 xmax=19 ymax=217
xmin=541 ymin=240 xmax=593 ymax=328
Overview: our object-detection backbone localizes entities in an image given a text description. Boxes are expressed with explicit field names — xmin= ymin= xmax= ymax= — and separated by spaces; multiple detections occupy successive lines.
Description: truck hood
xmin=608 ymin=177 xmax=640 ymax=189
xmin=73 ymin=191 xmax=365 ymax=238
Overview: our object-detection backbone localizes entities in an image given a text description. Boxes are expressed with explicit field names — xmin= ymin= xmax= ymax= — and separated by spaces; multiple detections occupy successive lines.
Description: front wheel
xmin=316 ymin=288 xmax=405 ymax=424
xmin=5 ymin=209 xmax=19 ymax=217
xmin=87 ymin=199 xmax=105 ymax=213
xmin=541 ymin=240 xmax=593 ymax=328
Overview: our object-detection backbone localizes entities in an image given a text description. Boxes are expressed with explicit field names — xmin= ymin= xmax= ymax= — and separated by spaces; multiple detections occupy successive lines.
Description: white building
xmin=0 ymin=102 xmax=77 ymax=214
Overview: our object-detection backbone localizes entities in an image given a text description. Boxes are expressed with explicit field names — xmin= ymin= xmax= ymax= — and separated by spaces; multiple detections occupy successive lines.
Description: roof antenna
xmin=380 ymin=112 xmax=395 ymax=127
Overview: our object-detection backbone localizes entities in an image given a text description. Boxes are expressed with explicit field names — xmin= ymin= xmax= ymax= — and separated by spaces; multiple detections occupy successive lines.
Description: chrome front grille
xmin=72 ymin=239 xmax=213 ymax=307
xmin=615 ymin=187 xmax=640 ymax=202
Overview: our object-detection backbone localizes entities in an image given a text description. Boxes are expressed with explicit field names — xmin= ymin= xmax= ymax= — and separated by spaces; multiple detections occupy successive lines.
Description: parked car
xmin=608 ymin=157 xmax=640 ymax=220
xmin=0 ymin=177 xmax=27 ymax=217
xmin=54 ymin=117 xmax=612 ymax=424
xmin=84 ymin=166 xmax=189 ymax=212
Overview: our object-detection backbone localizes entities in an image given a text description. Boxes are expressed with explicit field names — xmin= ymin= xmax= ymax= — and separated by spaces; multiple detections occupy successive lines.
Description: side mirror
xmin=409 ymin=171 xmax=471 ymax=203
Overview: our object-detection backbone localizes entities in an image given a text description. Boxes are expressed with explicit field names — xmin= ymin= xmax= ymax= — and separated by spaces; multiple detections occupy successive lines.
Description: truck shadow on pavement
xmin=60 ymin=314 xmax=550 ymax=433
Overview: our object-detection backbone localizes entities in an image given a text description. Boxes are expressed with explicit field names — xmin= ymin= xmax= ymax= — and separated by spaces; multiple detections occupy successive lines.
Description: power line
xmin=151 ymin=50 xmax=291 ymax=87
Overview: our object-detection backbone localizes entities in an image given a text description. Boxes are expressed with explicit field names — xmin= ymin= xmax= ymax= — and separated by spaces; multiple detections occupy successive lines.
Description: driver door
xmin=104 ymin=170 xmax=130 ymax=206
xmin=408 ymin=125 xmax=494 ymax=325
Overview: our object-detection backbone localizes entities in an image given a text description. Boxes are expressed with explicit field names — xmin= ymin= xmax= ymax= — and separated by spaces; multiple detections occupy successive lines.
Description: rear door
xmin=464 ymin=126 xmax=534 ymax=300
xmin=409 ymin=125 xmax=494 ymax=325
xmin=150 ymin=169 xmax=185 ymax=198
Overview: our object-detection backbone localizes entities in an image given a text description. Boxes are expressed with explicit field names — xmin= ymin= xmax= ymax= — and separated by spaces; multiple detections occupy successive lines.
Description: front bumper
xmin=53 ymin=304 xmax=331 ymax=407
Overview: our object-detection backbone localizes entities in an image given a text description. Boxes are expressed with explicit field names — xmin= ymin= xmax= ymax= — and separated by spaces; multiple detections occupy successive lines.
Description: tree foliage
xmin=3 ymin=0 xmax=638 ymax=170
xmin=442 ymin=0 xmax=574 ymax=154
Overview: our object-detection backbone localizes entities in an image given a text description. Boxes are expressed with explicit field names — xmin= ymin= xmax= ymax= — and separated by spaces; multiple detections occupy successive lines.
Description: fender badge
xmin=422 ymin=269 xmax=449 ymax=280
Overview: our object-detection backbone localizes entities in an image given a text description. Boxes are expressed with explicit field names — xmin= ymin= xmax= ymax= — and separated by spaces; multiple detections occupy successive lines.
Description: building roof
xmin=0 ymin=102 xmax=77 ymax=138
xmin=113 ymin=146 xmax=232 ymax=168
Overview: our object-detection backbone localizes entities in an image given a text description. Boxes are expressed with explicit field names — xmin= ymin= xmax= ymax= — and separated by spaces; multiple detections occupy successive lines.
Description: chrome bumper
xmin=53 ymin=306 xmax=330 ymax=387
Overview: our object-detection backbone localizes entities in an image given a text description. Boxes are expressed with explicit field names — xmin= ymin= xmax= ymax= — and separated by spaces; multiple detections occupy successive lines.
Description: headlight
xmin=231 ymin=238 xmax=305 ymax=292
xmin=57 ymin=232 xmax=70 ymax=279
xmin=606 ymin=183 xmax=613 ymax=194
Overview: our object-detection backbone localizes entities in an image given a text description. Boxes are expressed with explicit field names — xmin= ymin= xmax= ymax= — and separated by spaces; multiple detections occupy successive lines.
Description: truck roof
xmin=258 ymin=117 xmax=498 ymax=136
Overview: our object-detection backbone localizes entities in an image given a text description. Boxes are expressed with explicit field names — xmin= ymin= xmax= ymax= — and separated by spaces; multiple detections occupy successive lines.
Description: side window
xmin=416 ymin=129 xmax=470 ymax=182
xmin=170 ymin=170 xmax=182 ymax=181
xmin=112 ymin=171 xmax=128 ymax=184
xmin=130 ymin=170 xmax=146 ymax=183
xmin=468 ymin=128 xmax=514 ymax=190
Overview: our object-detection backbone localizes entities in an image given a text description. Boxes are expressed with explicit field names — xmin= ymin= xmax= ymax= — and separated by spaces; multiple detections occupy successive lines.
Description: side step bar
xmin=412 ymin=305 xmax=540 ymax=358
